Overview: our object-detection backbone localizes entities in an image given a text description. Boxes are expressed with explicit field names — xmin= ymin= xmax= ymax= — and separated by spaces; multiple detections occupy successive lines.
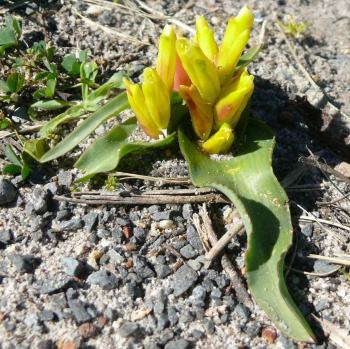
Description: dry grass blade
xmin=289 ymin=266 xmax=341 ymax=277
xmin=307 ymin=254 xmax=350 ymax=267
xmin=312 ymin=315 xmax=350 ymax=349
xmin=299 ymin=215 xmax=350 ymax=233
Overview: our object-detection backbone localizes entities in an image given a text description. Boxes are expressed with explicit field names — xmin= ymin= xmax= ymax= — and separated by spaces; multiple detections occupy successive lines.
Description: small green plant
xmin=0 ymin=16 xmax=21 ymax=56
xmin=277 ymin=15 xmax=306 ymax=39
xmin=3 ymin=144 xmax=31 ymax=179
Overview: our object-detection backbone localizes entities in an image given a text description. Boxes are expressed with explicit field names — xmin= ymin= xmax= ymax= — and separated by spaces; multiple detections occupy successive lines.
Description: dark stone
xmin=245 ymin=321 xmax=261 ymax=338
xmin=112 ymin=227 xmax=124 ymax=243
xmin=133 ymin=255 xmax=155 ymax=279
xmin=172 ymin=265 xmax=198 ymax=296
xmin=126 ymin=280 xmax=144 ymax=300
xmin=118 ymin=321 xmax=139 ymax=338
xmin=38 ymin=276 xmax=75 ymax=295
xmin=186 ymin=224 xmax=204 ymax=252
xmin=56 ymin=209 xmax=71 ymax=221
xmin=37 ymin=339 xmax=55 ymax=349
xmin=10 ymin=254 xmax=41 ymax=273
xmin=182 ymin=204 xmax=193 ymax=220
xmin=87 ymin=269 xmax=119 ymax=290
xmin=155 ymin=263 xmax=172 ymax=279
xmin=68 ymin=298 xmax=94 ymax=324
xmin=59 ymin=218 xmax=83 ymax=232
xmin=66 ymin=287 xmax=79 ymax=300
xmin=60 ymin=256 xmax=84 ymax=277
xmin=234 ymin=304 xmax=251 ymax=323
xmin=133 ymin=227 xmax=146 ymax=243
xmin=179 ymin=244 xmax=197 ymax=259
xmin=83 ymin=212 xmax=98 ymax=233
xmin=164 ymin=339 xmax=190 ymax=349
xmin=156 ymin=313 xmax=170 ymax=331
xmin=0 ymin=179 xmax=18 ymax=205
xmin=152 ymin=210 xmax=176 ymax=221
xmin=210 ymin=287 xmax=222 ymax=300
xmin=39 ymin=309 xmax=57 ymax=322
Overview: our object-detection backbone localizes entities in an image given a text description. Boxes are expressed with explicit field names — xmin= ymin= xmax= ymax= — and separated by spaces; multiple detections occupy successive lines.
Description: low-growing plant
xmin=2 ymin=7 xmax=316 ymax=342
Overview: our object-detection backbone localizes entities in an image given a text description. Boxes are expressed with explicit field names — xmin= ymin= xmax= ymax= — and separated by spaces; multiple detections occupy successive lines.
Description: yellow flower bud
xmin=217 ymin=6 xmax=254 ymax=85
xmin=156 ymin=25 xmax=177 ymax=91
xmin=176 ymin=37 xmax=220 ymax=103
xmin=201 ymin=122 xmax=234 ymax=154
xmin=194 ymin=16 xmax=218 ymax=62
xmin=142 ymin=68 xmax=171 ymax=130
xmin=179 ymin=85 xmax=213 ymax=140
xmin=214 ymin=70 xmax=254 ymax=127
xmin=123 ymin=78 xmax=161 ymax=139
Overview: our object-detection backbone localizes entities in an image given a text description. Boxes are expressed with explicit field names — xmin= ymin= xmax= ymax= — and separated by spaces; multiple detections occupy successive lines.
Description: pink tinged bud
xmin=214 ymin=70 xmax=254 ymax=127
xmin=156 ymin=25 xmax=177 ymax=91
xmin=216 ymin=6 xmax=254 ymax=85
xmin=176 ymin=38 xmax=220 ymax=103
xmin=201 ymin=122 xmax=234 ymax=154
xmin=194 ymin=16 xmax=218 ymax=61
xmin=142 ymin=68 xmax=171 ymax=130
xmin=124 ymin=78 xmax=161 ymax=139
xmin=179 ymin=85 xmax=213 ymax=140
xmin=173 ymin=55 xmax=191 ymax=92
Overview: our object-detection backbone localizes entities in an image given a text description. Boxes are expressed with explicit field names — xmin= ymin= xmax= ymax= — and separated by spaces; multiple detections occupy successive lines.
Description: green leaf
xmin=75 ymin=117 xmax=176 ymax=177
xmin=30 ymin=99 xmax=72 ymax=111
xmin=0 ymin=80 xmax=10 ymax=93
xmin=39 ymin=91 xmax=129 ymax=162
xmin=2 ymin=164 xmax=22 ymax=176
xmin=62 ymin=54 xmax=81 ymax=76
xmin=6 ymin=16 xmax=21 ymax=37
xmin=21 ymin=163 xmax=31 ymax=180
xmin=23 ymin=139 xmax=48 ymax=161
xmin=5 ymin=144 xmax=22 ymax=166
xmin=7 ymin=73 xmax=24 ymax=93
xmin=236 ymin=45 xmax=261 ymax=70
xmin=178 ymin=119 xmax=315 ymax=342
xmin=0 ymin=117 xmax=12 ymax=129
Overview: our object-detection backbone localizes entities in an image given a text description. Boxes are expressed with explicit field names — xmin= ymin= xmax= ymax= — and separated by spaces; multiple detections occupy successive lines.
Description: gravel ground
xmin=0 ymin=1 xmax=349 ymax=349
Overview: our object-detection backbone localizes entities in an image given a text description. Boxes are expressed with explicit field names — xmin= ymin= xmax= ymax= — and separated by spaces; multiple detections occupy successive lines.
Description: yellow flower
xmin=156 ymin=25 xmax=177 ymax=92
xmin=176 ymin=37 xmax=220 ymax=103
xmin=179 ymin=84 xmax=213 ymax=140
xmin=214 ymin=69 xmax=254 ymax=127
xmin=194 ymin=16 xmax=218 ymax=61
xmin=216 ymin=6 xmax=254 ymax=85
xmin=123 ymin=68 xmax=170 ymax=139
xmin=201 ymin=122 xmax=234 ymax=154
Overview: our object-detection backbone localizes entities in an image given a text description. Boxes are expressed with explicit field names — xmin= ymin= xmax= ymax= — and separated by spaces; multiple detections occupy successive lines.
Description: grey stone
xmin=172 ymin=264 xmax=198 ymax=297
xmin=164 ymin=339 xmax=190 ymax=349
xmin=180 ymin=244 xmax=197 ymax=259
xmin=315 ymin=299 xmax=329 ymax=312
xmin=126 ymin=281 xmax=143 ymax=300
xmin=190 ymin=285 xmax=207 ymax=306
xmin=301 ymin=223 xmax=313 ymax=237
xmin=38 ymin=276 xmax=75 ymax=295
xmin=44 ymin=182 xmax=58 ymax=195
xmin=245 ymin=321 xmax=261 ymax=338
xmin=56 ymin=209 xmax=71 ymax=221
xmin=155 ymin=263 xmax=172 ymax=279
xmin=133 ymin=227 xmax=146 ymax=243
xmin=59 ymin=218 xmax=83 ymax=232
xmin=182 ymin=204 xmax=193 ymax=220
xmin=83 ymin=212 xmax=98 ymax=233
xmin=313 ymin=260 xmax=337 ymax=274
xmin=210 ymin=287 xmax=222 ymax=300
xmin=58 ymin=171 xmax=73 ymax=188
xmin=234 ymin=304 xmax=251 ymax=323
xmin=133 ymin=255 xmax=155 ymax=279
xmin=156 ymin=313 xmax=169 ymax=331
xmin=37 ymin=339 xmax=55 ymax=349
xmin=186 ymin=224 xmax=204 ymax=252
xmin=0 ymin=179 xmax=17 ymax=205
xmin=60 ymin=256 xmax=84 ymax=277
xmin=279 ymin=335 xmax=298 ymax=349
xmin=167 ymin=306 xmax=178 ymax=326
xmin=68 ymin=298 xmax=94 ymax=324
xmin=0 ymin=230 xmax=13 ymax=246
xmin=108 ymin=249 xmax=125 ymax=265
xmin=39 ymin=309 xmax=56 ymax=322
xmin=87 ymin=269 xmax=119 ymax=290
xmin=118 ymin=321 xmax=139 ymax=337
xmin=11 ymin=254 xmax=41 ymax=273
xmin=32 ymin=187 xmax=48 ymax=214
xmin=152 ymin=210 xmax=176 ymax=221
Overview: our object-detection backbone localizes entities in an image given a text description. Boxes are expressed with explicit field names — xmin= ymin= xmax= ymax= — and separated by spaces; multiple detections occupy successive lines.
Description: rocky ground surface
xmin=0 ymin=1 xmax=349 ymax=349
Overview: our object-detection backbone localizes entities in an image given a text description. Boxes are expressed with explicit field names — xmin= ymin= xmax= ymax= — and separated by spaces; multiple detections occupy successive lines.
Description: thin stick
xmin=197 ymin=205 xmax=253 ymax=308
xmin=317 ymin=192 xmax=350 ymax=206
xmin=54 ymin=193 xmax=227 ymax=206
xmin=299 ymin=215 xmax=350 ymax=233
xmin=288 ymin=266 xmax=341 ymax=277
xmin=307 ymin=254 xmax=350 ymax=267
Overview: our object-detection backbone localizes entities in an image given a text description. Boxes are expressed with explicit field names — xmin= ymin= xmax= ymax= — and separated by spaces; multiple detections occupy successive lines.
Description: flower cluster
xmin=124 ymin=6 xmax=255 ymax=154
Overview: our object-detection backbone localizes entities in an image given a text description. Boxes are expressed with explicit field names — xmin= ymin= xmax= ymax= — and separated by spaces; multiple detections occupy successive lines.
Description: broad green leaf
xmin=5 ymin=16 xmax=21 ymax=36
xmin=21 ymin=163 xmax=31 ymax=180
xmin=30 ymin=99 xmax=72 ymax=111
xmin=0 ymin=117 xmax=12 ymax=129
xmin=39 ymin=91 xmax=129 ymax=162
xmin=178 ymin=119 xmax=315 ymax=342
xmin=0 ymin=80 xmax=9 ymax=93
xmin=23 ymin=139 xmax=48 ymax=161
xmin=236 ymin=45 xmax=261 ymax=71
xmin=5 ymin=144 xmax=22 ymax=166
xmin=75 ymin=117 xmax=176 ymax=177
xmin=2 ymin=164 xmax=22 ymax=176
xmin=7 ymin=73 xmax=24 ymax=93
xmin=62 ymin=54 xmax=81 ymax=76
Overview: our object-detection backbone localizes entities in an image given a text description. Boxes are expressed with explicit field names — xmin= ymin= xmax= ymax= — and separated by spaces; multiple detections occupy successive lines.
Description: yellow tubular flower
xmin=142 ymin=68 xmax=171 ymax=130
xmin=179 ymin=85 xmax=213 ymax=140
xmin=123 ymin=78 xmax=161 ymax=139
xmin=194 ymin=16 xmax=218 ymax=61
xmin=201 ymin=122 xmax=234 ymax=154
xmin=216 ymin=6 xmax=254 ymax=85
xmin=156 ymin=25 xmax=177 ymax=91
xmin=176 ymin=38 xmax=220 ymax=103
xmin=214 ymin=70 xmax=254 ymax=127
